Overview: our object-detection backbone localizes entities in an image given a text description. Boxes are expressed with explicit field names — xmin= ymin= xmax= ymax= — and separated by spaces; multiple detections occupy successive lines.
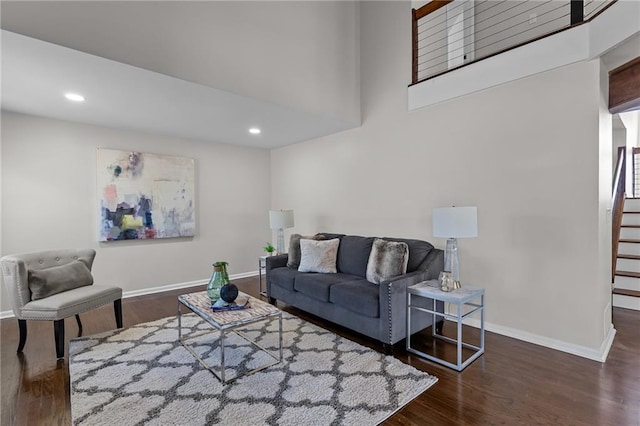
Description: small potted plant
xmin=264 ymin=242 xmax=276 ymax=256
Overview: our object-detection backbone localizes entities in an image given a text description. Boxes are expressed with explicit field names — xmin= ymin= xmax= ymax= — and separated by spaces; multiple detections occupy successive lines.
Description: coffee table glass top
xmin=178 ymin=291 xmax=280 ymax=330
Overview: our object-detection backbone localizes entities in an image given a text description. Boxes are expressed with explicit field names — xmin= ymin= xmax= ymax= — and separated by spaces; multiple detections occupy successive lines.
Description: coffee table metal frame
xmin=178 ymin=291 xmax=283 ymax=384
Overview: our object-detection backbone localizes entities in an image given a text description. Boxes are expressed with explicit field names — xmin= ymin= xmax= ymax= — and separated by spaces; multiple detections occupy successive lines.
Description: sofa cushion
xmin=298 ymin=238 xmax=340 ymax=273
xmin=28 ymin=261 xmax=94 ymax=301
xmin=366 ymin=239 xmax=409 ymax=284
xmin=382 ymin=237 xmax=434 ymax=272
xmin=294 ymin=273 xmax=362 ymax=302
xmin=287 ymin=234 xmax=326 ymax=268
xmin=269 ymin=267 xmax=301 ymax=292
xmin=336 ymin=236 xmax=375 ymax=277
xmin=330 ymin=279 xmax=380 ymax=318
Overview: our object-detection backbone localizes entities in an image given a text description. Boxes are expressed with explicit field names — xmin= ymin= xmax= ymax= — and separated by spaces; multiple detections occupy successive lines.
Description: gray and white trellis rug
xmin=69 ymin=312 xmax=437 ymax=425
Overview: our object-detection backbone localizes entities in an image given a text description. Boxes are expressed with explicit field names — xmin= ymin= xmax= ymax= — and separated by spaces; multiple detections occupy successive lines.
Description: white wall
xmin=1 ymin=112 xmax=271 ymax=313
xmin=272 ymin=2 xmax=612 ymax=356
xmin=0 ymin=1 xmax=361 ymax=125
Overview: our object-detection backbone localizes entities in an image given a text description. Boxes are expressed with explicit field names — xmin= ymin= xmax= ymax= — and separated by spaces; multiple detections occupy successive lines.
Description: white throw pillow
xmin=298 ymin=238 xmax=340 ymax=273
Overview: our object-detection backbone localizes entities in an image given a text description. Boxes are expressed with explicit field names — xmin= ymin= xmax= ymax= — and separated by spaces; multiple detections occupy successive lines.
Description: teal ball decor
xmin=220 ymin=283 xmax=239 ymax=303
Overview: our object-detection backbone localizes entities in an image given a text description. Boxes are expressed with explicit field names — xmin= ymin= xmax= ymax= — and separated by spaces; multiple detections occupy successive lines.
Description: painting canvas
xmin=97 ymin=149 xmax=196 ymax=241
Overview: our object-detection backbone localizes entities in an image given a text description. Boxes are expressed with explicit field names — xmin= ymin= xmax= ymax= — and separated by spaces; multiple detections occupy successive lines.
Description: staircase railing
xmin=612 ymin=147 xmax=626 ymax=282
xmin=411 ymin=0 xmax=617 ymax=85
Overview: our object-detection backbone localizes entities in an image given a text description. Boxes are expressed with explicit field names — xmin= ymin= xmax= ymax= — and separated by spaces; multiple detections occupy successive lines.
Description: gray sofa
xmin=266 ymin=233 xmax=444 ymax=349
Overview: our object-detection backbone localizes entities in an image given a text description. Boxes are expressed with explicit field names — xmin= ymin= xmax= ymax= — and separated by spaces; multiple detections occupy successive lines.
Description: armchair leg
xmin=17 ymin=319 xmax=27 ymax=353
xmin=114 ymin=299 xmax=123 ymax=328
xmin=75 ymin=314 xmax=83 ymax=336
xmin=54 ymin=319 xmax=65 ymax=359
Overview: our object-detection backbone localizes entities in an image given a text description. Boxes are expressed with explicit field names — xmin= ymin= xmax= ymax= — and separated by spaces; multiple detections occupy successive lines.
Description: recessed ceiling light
xmin=249 ymin=127 xmax=261 ymax=135
xmin=64 ymin=93 xmax=85 ymax=102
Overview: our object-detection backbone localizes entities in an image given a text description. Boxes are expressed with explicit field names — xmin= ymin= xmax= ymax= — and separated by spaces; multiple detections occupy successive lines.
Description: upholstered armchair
xmin=1 ymin=249 xmax=122 ymax=359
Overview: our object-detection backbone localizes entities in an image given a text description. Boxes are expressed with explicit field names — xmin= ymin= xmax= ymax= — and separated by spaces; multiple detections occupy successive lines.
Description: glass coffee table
xmin=178 ymin=290 xmax=283 ymax=384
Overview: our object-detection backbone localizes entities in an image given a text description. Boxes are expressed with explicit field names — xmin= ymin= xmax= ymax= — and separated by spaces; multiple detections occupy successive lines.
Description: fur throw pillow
xmin=366 ymin=238 xmax=409 ymax=284
xmin=298 ymin=238 xmax=340 ymax=273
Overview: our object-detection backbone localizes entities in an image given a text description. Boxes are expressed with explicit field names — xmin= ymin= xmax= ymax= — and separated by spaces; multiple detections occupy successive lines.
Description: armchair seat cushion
xmin=21 ymin=285 xmax=122 ymax=321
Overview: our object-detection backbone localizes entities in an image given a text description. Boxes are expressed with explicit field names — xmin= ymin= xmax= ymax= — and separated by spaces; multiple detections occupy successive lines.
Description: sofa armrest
xmin=265 ymin=254 xmax=288 ymax=298
xmin=379 ymin=270 xmax=430 ymax=345
xmin=265 ymin=254 xmax=288 ymax=271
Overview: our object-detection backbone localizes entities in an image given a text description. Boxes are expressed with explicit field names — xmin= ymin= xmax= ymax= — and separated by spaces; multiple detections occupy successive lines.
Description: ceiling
xmin=1 ymin=30 xmax=355 ymax=149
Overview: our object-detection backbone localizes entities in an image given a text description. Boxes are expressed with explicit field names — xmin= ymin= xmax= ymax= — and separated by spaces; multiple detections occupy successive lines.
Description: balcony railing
xmin=411 ymin=0 xmax=616 ymax=85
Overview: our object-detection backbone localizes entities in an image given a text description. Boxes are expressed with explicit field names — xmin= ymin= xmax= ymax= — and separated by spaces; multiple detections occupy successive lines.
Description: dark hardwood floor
xmin=2 ymin=276 xmax=639 ymax=425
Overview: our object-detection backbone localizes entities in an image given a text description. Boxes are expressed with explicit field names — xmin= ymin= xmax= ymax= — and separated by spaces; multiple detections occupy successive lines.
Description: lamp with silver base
xmin=432 ymin=206 xmax=478 ymax=288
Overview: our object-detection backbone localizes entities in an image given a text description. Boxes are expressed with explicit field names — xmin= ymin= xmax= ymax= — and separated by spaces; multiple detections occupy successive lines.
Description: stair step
xmin=617 ymin=254 xmax=640 ymax=260
xmin=621 ymin=224 xmax=640 ymax=228
xmin=615 ymin=270 xmax=640 ymax=278
xmin=618 ymin=239 xmax=640 ymax=244
xmin=613 ymin=288 xmax=640 ymax=298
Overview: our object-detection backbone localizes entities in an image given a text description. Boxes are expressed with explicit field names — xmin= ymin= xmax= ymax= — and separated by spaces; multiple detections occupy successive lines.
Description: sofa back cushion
xmin=337 ymin=235 xmax=375 ymax=277
xmin=382 ymin=237 xmax=433 ymax=272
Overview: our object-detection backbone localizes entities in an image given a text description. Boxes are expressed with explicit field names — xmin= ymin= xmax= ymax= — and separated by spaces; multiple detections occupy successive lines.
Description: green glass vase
xmin=207 ymin=261 xmax=230 ymax=301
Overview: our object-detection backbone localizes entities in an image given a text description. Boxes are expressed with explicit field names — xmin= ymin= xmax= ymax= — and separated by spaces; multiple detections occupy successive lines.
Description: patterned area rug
xmin=69 ymin=312 xmax=437 ymax=425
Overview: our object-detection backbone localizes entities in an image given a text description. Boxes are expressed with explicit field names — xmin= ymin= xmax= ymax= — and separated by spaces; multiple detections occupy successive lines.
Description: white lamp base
xmin=445 ymin=238 xmax=461 ymax=287
xmin=276 ymin=228 xmax=285 ymax=254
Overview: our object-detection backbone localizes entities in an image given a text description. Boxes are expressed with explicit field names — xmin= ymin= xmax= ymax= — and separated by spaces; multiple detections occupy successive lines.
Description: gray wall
xmin=1 ymin=112 xmax=271 ymax=313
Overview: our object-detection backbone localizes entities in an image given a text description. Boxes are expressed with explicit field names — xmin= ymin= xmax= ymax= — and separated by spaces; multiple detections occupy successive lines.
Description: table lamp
xmin=269 ymin=210 xmax=294 ymax=254
xmin=432 ymin=206 xmax=478 ymax=287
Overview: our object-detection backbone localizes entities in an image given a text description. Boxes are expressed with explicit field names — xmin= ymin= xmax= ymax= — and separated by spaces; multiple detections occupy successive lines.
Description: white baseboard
xmin=0 ymin=270 xmax=259 ymax=319
xmin=458 ymin=317 xmax=617 ymax=363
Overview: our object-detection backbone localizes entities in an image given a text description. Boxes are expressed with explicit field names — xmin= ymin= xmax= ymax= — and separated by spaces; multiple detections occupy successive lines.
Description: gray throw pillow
xmin=287 ymin=234 xmax=326 ymax=268
xmin=298 ymin=238 xmax=340 ymax=273
xmin=366 ymin=238 xmax=409 ymax=284
xmin=28 ymin=261 xmax=94 ymax=301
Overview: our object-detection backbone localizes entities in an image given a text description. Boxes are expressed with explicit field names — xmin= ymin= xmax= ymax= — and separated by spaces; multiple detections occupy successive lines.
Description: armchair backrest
xmin=1 ymin=249 xmax=96 ymax=317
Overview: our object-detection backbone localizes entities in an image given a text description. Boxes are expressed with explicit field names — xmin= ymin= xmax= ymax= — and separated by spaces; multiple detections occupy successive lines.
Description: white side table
xmin=258 ymin=255 xmax=268 ymax=296
xmin=406 ymin=280 xmax=485 ymax=371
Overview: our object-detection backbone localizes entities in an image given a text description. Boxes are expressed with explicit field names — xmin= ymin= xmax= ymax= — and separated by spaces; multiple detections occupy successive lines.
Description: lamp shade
xmin=269 ymin=210 xmax=294 ymax=229
xmin=433 ymin=206 xmax=478 ymax=238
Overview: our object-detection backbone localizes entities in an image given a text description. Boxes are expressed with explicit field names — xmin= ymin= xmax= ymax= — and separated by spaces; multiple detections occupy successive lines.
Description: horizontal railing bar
xmin=585 ymin=0 xmax=616 ymax=21
xmin=417 ymin=3 xmax=568 ymax=67
xmin=418 ymin=8 xmax=569 ymax=71
xmin=417 ymin=0 xmax=555 ymax=52
xmin=412 ymin=19 xmax=583 ymax=86
xmin=412 ymin=0 xmax=617 ymax=85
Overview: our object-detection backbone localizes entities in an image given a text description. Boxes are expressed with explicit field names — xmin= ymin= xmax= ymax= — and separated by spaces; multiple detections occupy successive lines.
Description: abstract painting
xmin=97 ymin=149 xmax=196 ymax=241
